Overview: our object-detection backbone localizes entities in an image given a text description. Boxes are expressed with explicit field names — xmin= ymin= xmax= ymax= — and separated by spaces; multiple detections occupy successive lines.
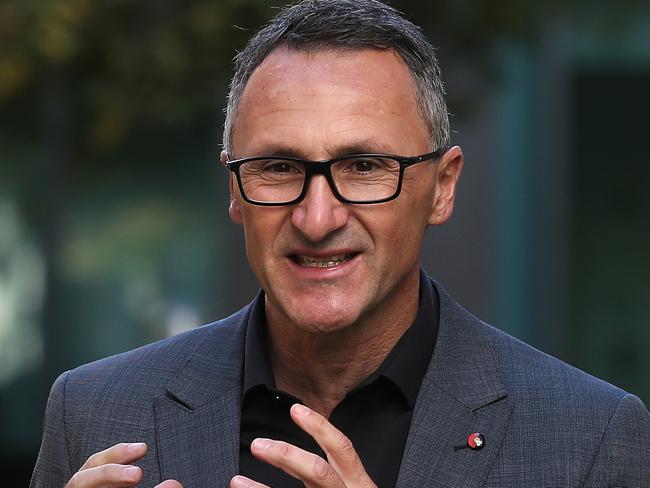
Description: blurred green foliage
xmin=0 ymin=0 xmax=584 ymax=155
xmin=2 ymin=0 xmax=646 ymax=159
xmin=0 ymin=0 xmax=274 ymax=156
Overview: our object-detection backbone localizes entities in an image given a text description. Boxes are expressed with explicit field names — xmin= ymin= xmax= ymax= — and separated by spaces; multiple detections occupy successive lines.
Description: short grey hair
xmin=223 ymin=0 xmax=449 ymax=154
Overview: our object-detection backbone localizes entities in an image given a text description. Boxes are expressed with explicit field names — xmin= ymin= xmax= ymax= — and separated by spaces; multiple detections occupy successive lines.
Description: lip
xmin=285 ymin=249 xmax=362 ymax=279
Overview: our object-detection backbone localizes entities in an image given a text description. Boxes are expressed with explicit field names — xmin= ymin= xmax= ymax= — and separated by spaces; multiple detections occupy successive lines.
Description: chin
xmin=284 ymin=304 xmax=363 ymax=335
xmin=265 ymin=281 xmax=370 ymax=334
xmin=297 ymin=318 xmax=356 ymax=335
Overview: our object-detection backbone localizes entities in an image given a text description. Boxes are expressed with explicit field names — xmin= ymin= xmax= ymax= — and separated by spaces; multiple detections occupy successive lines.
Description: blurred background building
xmin=0 ymin=0 xmax=648 ymax=484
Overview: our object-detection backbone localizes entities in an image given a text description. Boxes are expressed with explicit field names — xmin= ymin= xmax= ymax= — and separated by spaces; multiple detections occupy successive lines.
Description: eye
xmin=352 ymin=159 xmax=376 ymax=173
xmin=346 ymin=158 xmax=384 ymax=174
xmin=259 ymin=160 xmax=302 ymax=175
xmin=266 ymin=162 xmax=294 ymax=173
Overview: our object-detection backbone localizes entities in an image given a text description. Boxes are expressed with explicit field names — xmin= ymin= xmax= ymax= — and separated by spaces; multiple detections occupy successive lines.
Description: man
xmin=31 ymin=1 xmax=650 ymax=487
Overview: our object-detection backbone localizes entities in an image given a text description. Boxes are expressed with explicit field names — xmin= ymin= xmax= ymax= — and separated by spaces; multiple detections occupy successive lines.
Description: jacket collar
xmin=155 ymin=305 xmax=251 ymax=487
xmin=396 ymin=279 xmax=513 ymax=487
xmin=424 ymin=280 xmax=507 ymax=409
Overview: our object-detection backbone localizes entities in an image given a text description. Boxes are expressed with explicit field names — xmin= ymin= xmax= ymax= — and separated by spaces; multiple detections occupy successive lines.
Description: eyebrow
xmin=332 ymin=140 xmax=396 ymax=156
xmin=238 ymin=139 xmax=397 ymax=160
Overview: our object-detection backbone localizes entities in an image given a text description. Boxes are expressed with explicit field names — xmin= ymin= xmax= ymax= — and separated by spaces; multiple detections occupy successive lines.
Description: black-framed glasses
xmin=224 ymin=150 xmax=443 ymax=206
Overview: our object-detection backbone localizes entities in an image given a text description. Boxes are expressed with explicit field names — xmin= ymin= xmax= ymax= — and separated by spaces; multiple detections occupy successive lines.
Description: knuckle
xmin=96 ymin=463 xmax=115 ymax=476
xmin=65 ymin=473 xmax=79 ymax=488
xmin=313 ymin=413 xmax=327 ymax=431
xmin=112 ymin=442 xmax=131 ymax=458
xmin=312 ymin=456 xmax=331 ymax=481
xmin=92 ymin=463 xmax=128 ymax=484
xmin=82 ymin=446 xmax=111 ymax=469
xmin=115 ymin=442 xmax=131 ymax=452
xmin=333 ymin=433 xmax=366 ymax=477
xmin=106 ymin=463 xmax=132 ymax=479
xmin=81 ymin=442 xmax=131 ymax=469
xmin=80 ymin=452 xmax=98 ymax=470
xmin=335 ymin=432 xmax=354 ymax=454
xmin=274 ymin=440 xmax=292 ymax=458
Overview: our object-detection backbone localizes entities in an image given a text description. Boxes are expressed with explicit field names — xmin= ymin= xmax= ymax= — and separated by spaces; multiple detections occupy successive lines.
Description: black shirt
xmin=239 ymin=269 xmax=439 ymax=487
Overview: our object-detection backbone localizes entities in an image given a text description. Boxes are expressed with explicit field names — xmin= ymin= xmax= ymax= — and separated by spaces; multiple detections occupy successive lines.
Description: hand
xmin=230 ymin=404 xmax=377 ymax=488
xmin=65 ymin=442 xmax=183 ymax=488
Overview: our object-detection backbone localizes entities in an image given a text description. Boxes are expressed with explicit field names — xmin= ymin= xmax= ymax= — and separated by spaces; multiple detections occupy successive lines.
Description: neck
xmin=265 ymin=270 xmax=420 ymax=418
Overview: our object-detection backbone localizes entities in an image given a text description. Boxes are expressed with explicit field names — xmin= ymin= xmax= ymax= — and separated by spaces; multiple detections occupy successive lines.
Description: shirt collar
xmin=372 ymin=268 xmax=438 ymax=408
xmin=243 ymin=290 xmax=275 ymax=392
xmin=242 ymin=267 xmax=439 ymax=409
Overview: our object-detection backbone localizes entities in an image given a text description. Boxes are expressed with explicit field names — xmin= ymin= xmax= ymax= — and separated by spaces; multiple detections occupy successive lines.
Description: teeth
xmin=296 ymin=254 xmax=351 ymax=268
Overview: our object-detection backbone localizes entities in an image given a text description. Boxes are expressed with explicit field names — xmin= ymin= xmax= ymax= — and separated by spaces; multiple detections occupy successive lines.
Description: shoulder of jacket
xmin=432 ymin=277 xmax=628 ymax=406
xmin=63 ymin=303 xmax=251 ymax=394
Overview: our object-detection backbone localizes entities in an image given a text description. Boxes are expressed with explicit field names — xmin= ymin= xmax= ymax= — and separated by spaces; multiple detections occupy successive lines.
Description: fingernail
xmin=128 ymin=442 xmax=146 ymax=453
xmin=123 ymin=466 xmax=141 ymax=481
xmin=231 ymin=475 xmax=250 ymax=488
xmin=252 ymin=438 xmax=271 ymax=450
xmin=293 ymin=403 xmax=310 ymax=417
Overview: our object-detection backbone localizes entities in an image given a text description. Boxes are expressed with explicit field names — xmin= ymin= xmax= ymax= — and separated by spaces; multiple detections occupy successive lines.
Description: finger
xmin=290 ymin=404 xmax=373 ymax=486
xmin=154 ymin=480 xmax=184 ymax=488
xmin=80 ymin=442 xmax=148 ymax=470
xmin=229 ymin=474 xmax=270 ymax=488
xmin=66 ymin=463 xmax=142 ymax=488
xmin=250 ymin=438 xmax=343 ymax=488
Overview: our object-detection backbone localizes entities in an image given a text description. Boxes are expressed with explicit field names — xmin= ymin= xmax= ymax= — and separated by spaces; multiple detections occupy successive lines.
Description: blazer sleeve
xmin=30 ymin=372 xmax=73 ymax=488
xmin=583 ymin=393 xmax=650 ymax=487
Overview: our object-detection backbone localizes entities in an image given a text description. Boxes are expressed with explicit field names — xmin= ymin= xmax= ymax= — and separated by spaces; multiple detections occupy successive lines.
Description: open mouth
xmin=290 ymin=253 xmax=357 ymax=268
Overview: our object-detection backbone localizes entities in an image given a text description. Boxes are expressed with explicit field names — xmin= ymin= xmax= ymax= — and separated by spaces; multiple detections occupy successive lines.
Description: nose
xmin=291 ymin=174 xmax=349 ymax=242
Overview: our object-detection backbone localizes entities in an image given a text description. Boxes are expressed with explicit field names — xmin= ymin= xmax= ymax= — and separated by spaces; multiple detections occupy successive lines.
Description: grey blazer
xmin=31 ymin=281 xmax=650 ymax=487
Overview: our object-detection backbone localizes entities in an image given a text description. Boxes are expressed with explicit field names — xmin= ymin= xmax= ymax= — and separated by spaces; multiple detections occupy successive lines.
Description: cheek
xmin=371 ymin=196 xmax=432 ymax=258
xmin=363 ymin=207 xmax=424 ymax=257
xmin=382 ymin=192 xmax=432 ymax=235
xmin=239 ymin=208 xmax=286 ymax=260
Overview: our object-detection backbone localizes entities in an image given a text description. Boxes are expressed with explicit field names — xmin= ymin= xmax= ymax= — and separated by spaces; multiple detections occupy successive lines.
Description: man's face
xmin=226 ymin=47 xmax=462 ymax=334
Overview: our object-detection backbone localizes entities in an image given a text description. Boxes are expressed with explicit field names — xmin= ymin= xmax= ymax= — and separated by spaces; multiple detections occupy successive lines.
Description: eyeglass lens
xmin=238 ymin=156 xmax=401 ymax=203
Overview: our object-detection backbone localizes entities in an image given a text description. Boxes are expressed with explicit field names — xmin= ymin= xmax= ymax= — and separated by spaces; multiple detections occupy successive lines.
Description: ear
xmin=428 ymin=146 xmax=463 ymax=226
xmin=222 ymin=150 xmax=243 ymax=226
xmin=219 ymin=149 xmax=228 ymax=165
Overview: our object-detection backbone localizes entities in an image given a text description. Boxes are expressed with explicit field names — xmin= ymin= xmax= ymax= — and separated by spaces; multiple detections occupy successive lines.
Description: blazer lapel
xmin=153 ymin=283 xmax=512 ymax=487
xmin=397 ymin=282 xmax=514 ymax=487
xmin=154 ymin=307 xmax=250 ymax=488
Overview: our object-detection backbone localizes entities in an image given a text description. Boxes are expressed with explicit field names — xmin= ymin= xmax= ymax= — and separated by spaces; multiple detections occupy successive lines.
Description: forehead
xmin=232 ymin=46 xmax=429 ymax=156
xmin=248 ymin=45 xmax=412 ymax=96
